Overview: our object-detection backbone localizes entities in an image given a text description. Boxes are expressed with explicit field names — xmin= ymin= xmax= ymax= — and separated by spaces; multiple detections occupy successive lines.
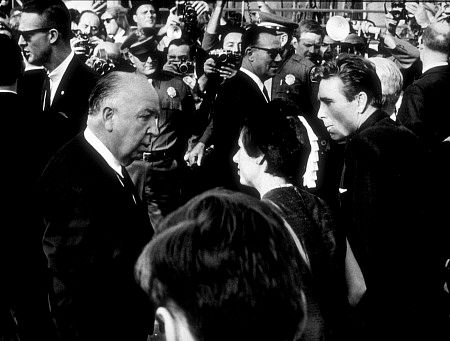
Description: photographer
xmin=70 ymin=10 xmax=105 ymax=59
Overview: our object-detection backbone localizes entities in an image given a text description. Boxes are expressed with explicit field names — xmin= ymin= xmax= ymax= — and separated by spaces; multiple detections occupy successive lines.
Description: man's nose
xmin=232 ymin=150 xmax=239 ymax=163
xmin=146 ymin=122 xmax=159 ymax=137
xmin=274 ymin=52 xmax=282 ymax=62
xmin=317 ymin=103 xmax=326 ymax=120
xmin=18 ymin=34 xmax=26 ymax=46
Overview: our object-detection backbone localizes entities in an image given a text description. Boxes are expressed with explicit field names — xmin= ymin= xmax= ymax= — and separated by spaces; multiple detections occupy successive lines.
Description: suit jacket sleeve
xmin=397 ymin=84 xmax=426 ymax=139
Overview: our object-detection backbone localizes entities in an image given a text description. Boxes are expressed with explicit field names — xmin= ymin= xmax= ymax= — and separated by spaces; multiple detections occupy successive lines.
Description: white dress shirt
xmin=47 ymin=51 xmax=75 ymax=105
xmin=84 ymin=127 xmax=123 ymax=177
xmin=240 ymin=67 xmax=271 ymax=102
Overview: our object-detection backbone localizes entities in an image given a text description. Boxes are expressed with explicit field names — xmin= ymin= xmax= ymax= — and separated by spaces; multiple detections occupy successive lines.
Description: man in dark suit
xmin=0 ymin=34 xmax=57 ymax=341
xmin=17 ymin=0 xmax=98 ymax=172
xmin=316 ymin=54 xmax=448 ymax=341
xmin=397 ymin=21 xmax=450 ymax=150
xmin=208 ymin=24 xmax=283 ymax=191
xmin=38 ymin=72 xmax=159 ymax=341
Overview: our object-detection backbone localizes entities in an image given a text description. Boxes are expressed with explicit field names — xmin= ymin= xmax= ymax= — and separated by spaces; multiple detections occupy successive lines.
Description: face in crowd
xmin=297 ymin=31 xmax=322 ymax=61
xmin=247 ymin=32 xmax=283 ymax=81
xmin=78 ymin=11 xmax=101 ymax=37
xmin=133 ymin=4 xmax=157 ymax=29
xmin=97 ymin=73 xmax=160 ymax=166
xmin=101 ymin=12 xmax=119 ymax=37
xmin=317 ymin=76 xmax=361 ymax=142
xmin=18 ymin=11 xmax=54 ymax=66
xmin=130 ymin=50 xmax=160 ymax=77
xmin=233 ymin=131 xmax=261 ymax=187
xmin=222 ymin=31 xmax=242 ymax=53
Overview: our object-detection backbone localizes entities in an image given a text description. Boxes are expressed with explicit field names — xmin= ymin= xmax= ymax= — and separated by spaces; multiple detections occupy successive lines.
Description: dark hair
xmin=241 ymin=99 xmax=311 ymax=183
xmin=0 ymin=34 xmax=24 ymax=85
xmin=241 ymin=24 xmax=278 ymax=54
xmin=312 ymin=53 xmax=382 ymax=108
xmin=136 ymin=188 xmax=306 ymax=341
xmin=22 ymin=0 xmax=71 ymax=41
xmin=423 ymin=22 xmax=450 ymax=54
xmin=219 ymin=25 xmax=245 ymax=45
xmin=167 ymin=37 xmax=190 ymax=50
xmin=129 ymin=0 xmax=158 ymax=18
xmin=68 ymin=8 xmax=80 ymax=25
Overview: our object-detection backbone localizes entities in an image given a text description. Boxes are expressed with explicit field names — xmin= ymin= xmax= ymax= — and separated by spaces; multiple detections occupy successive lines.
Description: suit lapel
xmin=51 ymin=56 xmax=79 ymax=110
xmin=237 ymin=70 xmax=268 ymax=105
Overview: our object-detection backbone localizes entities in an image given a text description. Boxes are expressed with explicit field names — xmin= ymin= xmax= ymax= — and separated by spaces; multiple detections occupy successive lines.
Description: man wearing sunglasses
xmin=121 ymin=32 xmax=196 ymax=228
xmin=17 ymin=0 xmax=98 ymax=174
xmin=207 ymin=24 xmax=283 ymax=192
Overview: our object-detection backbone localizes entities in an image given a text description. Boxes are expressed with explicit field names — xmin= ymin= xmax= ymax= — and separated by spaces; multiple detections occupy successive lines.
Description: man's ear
xmin=356 ymin=91 xmax=368 ymax=114
xmin=48 ymin=29 xmax=59 ymax=44
xmin=102 ymin=107 xmax=115 ymax=132
xmin=155 ymin=307 xmax=176 ymax=341
xmin=245 ymin=46 xmax=253 ymax=60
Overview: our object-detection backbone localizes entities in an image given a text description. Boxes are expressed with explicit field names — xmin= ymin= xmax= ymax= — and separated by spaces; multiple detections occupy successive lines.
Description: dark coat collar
xmin=421 ymin=64 xmax=449 ymax=78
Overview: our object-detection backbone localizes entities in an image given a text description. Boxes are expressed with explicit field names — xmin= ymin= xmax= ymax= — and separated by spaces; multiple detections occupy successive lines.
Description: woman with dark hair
xmin=232 ymin=100 xmax=348 ymax=341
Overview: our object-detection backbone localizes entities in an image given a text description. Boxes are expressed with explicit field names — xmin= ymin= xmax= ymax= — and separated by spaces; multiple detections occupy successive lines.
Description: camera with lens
xmin=177 ymin=60 xmax=194 ymax=74
xmin=75 ymin=32 xmax=95 ymax=56
xmin=91 ymin=57 xmax=115 ymax=76
xmin=209 ymin=49 xmax=242 ymax=68
xmin=178 ymin=1 xmax=197 ymax=39
xmin=386 ymin=1 xmax=410 ymax=22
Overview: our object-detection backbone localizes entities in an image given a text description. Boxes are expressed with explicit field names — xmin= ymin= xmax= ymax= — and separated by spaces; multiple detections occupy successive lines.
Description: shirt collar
xmin=47 ymin=51 xmax=74 ymax=82
xmin=84 ymin=127 xmax=124 ymax=177
xmin=422 ymin=61 xmax=448 ymax=74
xmin=240 ymin=67 xmax=267 ymax=97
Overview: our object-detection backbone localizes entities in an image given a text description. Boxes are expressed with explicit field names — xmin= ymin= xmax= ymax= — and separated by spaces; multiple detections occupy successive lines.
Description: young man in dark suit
xmin=38 ymin=72 xmax=159 ymax=341
xmin=316 ymin=54 xmax=448 ymax=341
xmin=17 ymin=0 xmax=98 ymax=172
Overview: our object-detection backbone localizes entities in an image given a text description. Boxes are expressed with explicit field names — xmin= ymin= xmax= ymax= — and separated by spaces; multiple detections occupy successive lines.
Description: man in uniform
xmin=122 ymin=33 xmax=196 ymax=228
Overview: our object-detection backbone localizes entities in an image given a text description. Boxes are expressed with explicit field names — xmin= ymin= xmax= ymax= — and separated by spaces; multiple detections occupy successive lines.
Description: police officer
xmin=257 ymin=11 xmax=341 ymax=208
xmin=121 ymin=32 xmax=196 ymax=228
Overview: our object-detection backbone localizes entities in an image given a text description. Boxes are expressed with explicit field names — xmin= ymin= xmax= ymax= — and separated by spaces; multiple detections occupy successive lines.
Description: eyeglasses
xmin=251 ymin=46 xmax=284 ymax=60
xmin=18 ymin=27 xmax=52 ymax=41
xmin=102 ymin=17 xmax=115 ymax=24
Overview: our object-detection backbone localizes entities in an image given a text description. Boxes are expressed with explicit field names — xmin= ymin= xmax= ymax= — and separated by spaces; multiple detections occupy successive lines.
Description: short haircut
xmin=68 ymin=8 xmax=80 ymax=25
xmin=22 ymin=0 xmax=71 ymax=42
xmin=241 ymin=24 xmax=278 ymax=54
xmin=219 ymin=25 xmax=245 ymax=44
xmin=0 ymin=35 xmax=24 ymax=86
xmin=241 ymin=99 xmax=311 ymax=183
xmin=167 ymin=38 xmax=190 ymax=50
xmin=312 ymin=53 xmax=382 ymax=109
xmin=423 ymin=21 xmax=450 ymax=55
xmin=129 ymin=0 xmax=158 ymax=17
xmin=88 ymin=71 xmax=125 ymax=115
xmin=136 ymin=188 xmax=306 ymax=341
xmin=369 ymin=57 xmax=403 ymax=109
xmin=295 ymin=19 xmax=323 ymax=39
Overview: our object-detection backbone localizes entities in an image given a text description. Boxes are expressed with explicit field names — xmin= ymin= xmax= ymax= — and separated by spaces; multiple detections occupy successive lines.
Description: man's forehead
xmin=168 ymin=44 xmax=189 ymax=54
xmin=319 ymin=76 xmax=344 ymax=96
xmin=258 ymin=32 xmax=281 ymax=46
xmin=136 ymin=4 xmax=155 ymax=14
xmin=18 ymin=12 xmax=43 ymax=29
xmin=300 ymin=32 xmax=322 ymax=42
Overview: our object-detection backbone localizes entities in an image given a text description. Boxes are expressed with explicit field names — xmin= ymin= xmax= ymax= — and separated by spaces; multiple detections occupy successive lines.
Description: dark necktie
xmin=42 ymin=76 xmax=51 ymax=111
xmin=119 ymin=166 xmax=138 ymax=205
xmin=262 ymin=84 xmax=270 ymax=103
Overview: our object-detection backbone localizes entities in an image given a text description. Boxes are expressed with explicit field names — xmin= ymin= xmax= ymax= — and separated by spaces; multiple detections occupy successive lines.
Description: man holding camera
xmin=18 ymin=0 xmax=98 ymax=173
xmin=122 ymin=33 xmax=196 ymax=228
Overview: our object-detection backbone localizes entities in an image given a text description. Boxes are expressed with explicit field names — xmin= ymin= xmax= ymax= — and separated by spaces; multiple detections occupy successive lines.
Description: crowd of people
xmin=1 ymin=0 xmax=449 ymax=340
